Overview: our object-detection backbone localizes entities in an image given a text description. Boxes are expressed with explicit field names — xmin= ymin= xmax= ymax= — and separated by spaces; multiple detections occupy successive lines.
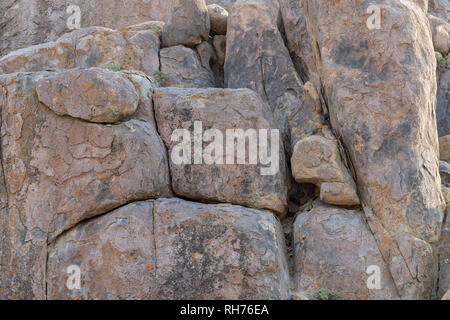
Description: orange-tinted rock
xmin=0 ymin=71 xmax=172 ymax=299
xmin=154 ymin=87 xmax=288 ymax=216
xmin=0 ymin=25 xmax=160 ymax=77
xmin=47 ymin=198 xmax=290 ymax=300
xmin=294 ymin=201 xmax=399 ymax=300
xmin=225 ymin=0 xmax=303 ymax=143
xmin=302 ymin=0 xmax=445 ymax=299
xmin=160 ymin=46 xmax=215 ymax=88
xmin=0 ymin=0 xmax=172 ymax=57
xmin=162 ymin=0 xmax=210 ymax=48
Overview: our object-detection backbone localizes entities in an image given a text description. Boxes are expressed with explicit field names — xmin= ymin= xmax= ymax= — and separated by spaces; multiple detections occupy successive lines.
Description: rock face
xmin=0 ymin=71 xmax=172 ymax=299
xmin=207 ymin=4 xmax=228 ymax=35
xmin=294 ymin=201 xmax=399 ymax=300
xmin=36 ymin=68 xmax=139 ymax=123
xmin=225 ymin=0 xmax=303 ymax=142
xmin=0 ymin=0 xmax=172 ymax=57
xmin=0 ymin=25 xmax=160 ymax=77
xmin=162 ymin=0 xmax=210 ymax=48
xmin=302 ymin=0 xmax=445 ymax=299
xmin=160 ymin=46 xmax=216 ymax=88
xmin=154 ymin=87 xmax=288 ymax=216
xmin=429 ymin=0 xmax=450 ymax=21
xmin=47 ymin=198 xmax=290 ymax=300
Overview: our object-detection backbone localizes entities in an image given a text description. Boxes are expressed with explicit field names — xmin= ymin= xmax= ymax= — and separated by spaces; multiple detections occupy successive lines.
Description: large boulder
xmin=0 ymin=70 xmax=172 ymax=299
xmin=154 ymin=87 xmax=289 ymax=216
xmin=0 ymin=0 xmax=172 ymax=57
xmin=294 ymin=201 xmax=399 ymax=300
xmin=0 ymin=25 xmax=160 ymax=77
xmin=36 ymin=68 xmax=139 ymax=123
xmin=47 ymin=198 xmax=290 ymax=300
xmin=160 ymin=45 xmax=215 ymax=88
xmin=429 ymin=15 xmax=450 ymax=56
xmin=162 ymin=0 xmax=210 ymax=48
xmin=225 ymin=0 xmax=303 ymax=143
xmin=302 ymin=0 xmax=445 ymax=299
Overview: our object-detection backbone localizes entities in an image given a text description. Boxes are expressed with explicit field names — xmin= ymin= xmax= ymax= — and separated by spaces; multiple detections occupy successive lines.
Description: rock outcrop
xmin=207 ymin=4 xmax=228 ymax=35
xmin=302 ymin=0 xmax=445 ymax=299
xmin=47 ymin=198 xmax=290 ymax=300
xmin=225 ymin=0 xmax=302 ymax=143
xmin=0 ymin=70 xmax=172 ymax=299
xmin=0 ymin=25 xmax=160 ymax=77
xmin=160 ymin=45 xmax=216 ymax=88
xmin=0 ymin=0 xmax=172 ymax=57
xmin=162 ymin=0 xmax=210 ymax=48
xmin=0 ymin=0 xmax=448 ymax=302
xmin=294 ymin=201 xmax=399 ymax=300
xmin=154 ymin=87 xmax=288 ymax=216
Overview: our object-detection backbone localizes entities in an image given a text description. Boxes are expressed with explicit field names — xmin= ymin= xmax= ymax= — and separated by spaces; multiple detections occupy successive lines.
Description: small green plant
xmin=104 ymin=63 xmax=122 ymax=72
xmin=152 ymin=70 xmax=168 ymax=85
xmin=436 ymin=52 xmax=447 ymax=71
xmin=315 ymin=288 xmax=341 ymax=300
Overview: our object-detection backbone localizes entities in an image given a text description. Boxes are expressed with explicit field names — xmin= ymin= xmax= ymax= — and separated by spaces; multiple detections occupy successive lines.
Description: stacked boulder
xmin=0 ymin=0 xmax=448 ymax=300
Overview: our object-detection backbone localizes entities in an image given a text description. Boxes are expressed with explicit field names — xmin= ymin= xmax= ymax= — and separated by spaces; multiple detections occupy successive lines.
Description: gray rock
xmin=47 ymin=198 xmax=291 ymax=300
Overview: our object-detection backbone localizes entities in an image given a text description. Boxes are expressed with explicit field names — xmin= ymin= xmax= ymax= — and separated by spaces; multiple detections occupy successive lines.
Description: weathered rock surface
xmin=438 ymin=214 xmax=450 ymax=298
xmin=36 ymin=68 xmax=139 ymax=123
xmin=279 ymin=0 xmax=316 ymax=82
xmin=437 ymin=68 xmax=450 ymax=137
xmin=0 ymin=71 xmax=172 ymax=299
xmin=294 ymin=201 xmax=399 ymax=300
xmin=162 ymin=0 xmax=210 ymax=48
xmin=153 ymin=198 xmax=290 ymax=299
xmin=47 ymin=198 xmax=290 ymax=300
xmin=154 ymin=87 xmax=288 ymax=216
xmin=207 ymin=4 xmax=228 ymax=35
xmin=302 ymin=0 xmax=445 ymax=299
xmin=160 ymin=45 xmax=216 ymax=88
xmin=47 ymin=201 xmax=157 ymax=300
xmin=290 ymin=82 xmax=359 ymax=206
xmin=225 ymin=0 xmax=303 ymax=142
xmin=441 ymin=136 xmax=450 ymax=161
xmin=0 ymin=0 xmax=172 ymax=57
xmin=0 ymin=25 xmax=160 ymax=77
